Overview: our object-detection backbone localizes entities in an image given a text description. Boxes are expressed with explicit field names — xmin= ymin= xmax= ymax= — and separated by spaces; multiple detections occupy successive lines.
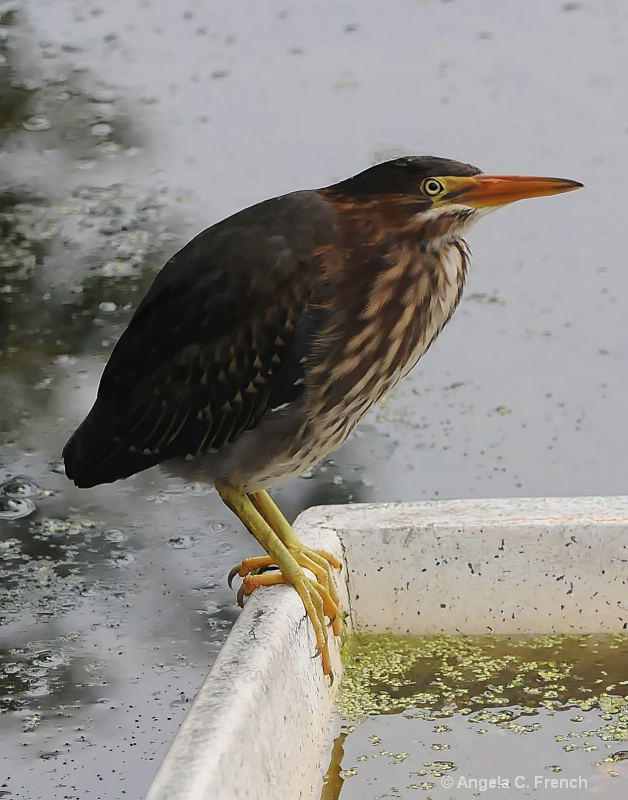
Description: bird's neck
xmin=307 ymin=196 xmax=471 ymax=421
xmin=318 ymin=189 xmax=428 ymax=234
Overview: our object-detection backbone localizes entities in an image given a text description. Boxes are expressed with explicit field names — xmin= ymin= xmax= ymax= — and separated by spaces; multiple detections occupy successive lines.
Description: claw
xmin=228 ymin=555 xmax=278 ymax=592
xmin=310 ymin=648 xmax=334 ymax=683
xmin=236 ymin=583 xmax=246 ymax=608
xmin=228 ymin=563 xmax=242 ymax=589
xmin=217 ymin=487 xmax=342 ymax=678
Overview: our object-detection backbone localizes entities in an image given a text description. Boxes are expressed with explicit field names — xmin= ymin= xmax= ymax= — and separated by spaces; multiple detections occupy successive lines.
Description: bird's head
xmin=328 ymin=156 xmax=582 ymax=247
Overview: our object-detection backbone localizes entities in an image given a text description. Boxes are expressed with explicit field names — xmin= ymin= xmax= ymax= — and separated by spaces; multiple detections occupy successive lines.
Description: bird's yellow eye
xmin=422 ymin=178 xmax=445 ymax=197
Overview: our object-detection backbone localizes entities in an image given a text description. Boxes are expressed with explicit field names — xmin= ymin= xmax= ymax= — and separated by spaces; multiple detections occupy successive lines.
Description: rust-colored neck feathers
xmin=307 ymin=190 xmax=470 ymax=422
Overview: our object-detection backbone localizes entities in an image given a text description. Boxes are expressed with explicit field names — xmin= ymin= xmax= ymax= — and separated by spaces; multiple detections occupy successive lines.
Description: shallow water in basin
xmin=323 ymin=634 xmax=628 ymax=799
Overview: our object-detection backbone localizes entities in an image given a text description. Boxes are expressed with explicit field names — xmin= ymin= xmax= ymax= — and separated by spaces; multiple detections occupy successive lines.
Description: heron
xmin=63 ymin=156 xmax=582 ymax=677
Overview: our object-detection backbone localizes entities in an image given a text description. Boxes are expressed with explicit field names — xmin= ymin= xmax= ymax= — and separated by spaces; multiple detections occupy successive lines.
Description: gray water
xmin=0 ymin=0 xmax=626 ymax=798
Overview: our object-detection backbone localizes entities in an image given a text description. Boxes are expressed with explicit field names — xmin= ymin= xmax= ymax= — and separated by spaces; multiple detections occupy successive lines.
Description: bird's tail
xmin=63 ymin=401 xmax=161 ymax=488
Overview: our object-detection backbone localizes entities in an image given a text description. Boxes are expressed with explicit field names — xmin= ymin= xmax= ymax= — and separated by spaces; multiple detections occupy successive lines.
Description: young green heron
xmin=63 ymin=156 xmax=581 ymax=677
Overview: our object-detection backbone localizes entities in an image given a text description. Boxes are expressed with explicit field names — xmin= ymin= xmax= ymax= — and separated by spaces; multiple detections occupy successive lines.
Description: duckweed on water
xmin=338 ymin=633 xmax=628 ymax=730
xmin=323 ymin=635 xmax=628 ymax=798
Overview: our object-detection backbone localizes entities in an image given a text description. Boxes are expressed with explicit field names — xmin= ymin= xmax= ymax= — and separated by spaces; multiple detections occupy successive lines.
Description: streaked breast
xmin=308 ymin=238 xmax=470 ymax=429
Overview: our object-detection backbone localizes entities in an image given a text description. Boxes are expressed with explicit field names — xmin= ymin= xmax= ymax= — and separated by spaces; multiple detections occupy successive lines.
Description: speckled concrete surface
xmin=308 ymin=497 xmax=628 ymax=635
xmin=147 ymin=497 xmax=628 ymax=800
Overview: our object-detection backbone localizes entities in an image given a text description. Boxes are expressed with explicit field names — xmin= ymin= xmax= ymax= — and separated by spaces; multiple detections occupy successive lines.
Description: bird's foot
xmin=229 ymin=547 xmax=342 ymax=627
xmin=239 ymin=568 xmax=336 ymax=677
xmin=228 ymin=548 xmax=342 ymax=678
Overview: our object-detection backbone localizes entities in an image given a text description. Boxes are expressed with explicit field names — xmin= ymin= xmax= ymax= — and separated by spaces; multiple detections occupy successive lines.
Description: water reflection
xmin=0 ymin=3 xmax=142 ymax=159
xmin=0 ymin=8 xmax=238 ymax=790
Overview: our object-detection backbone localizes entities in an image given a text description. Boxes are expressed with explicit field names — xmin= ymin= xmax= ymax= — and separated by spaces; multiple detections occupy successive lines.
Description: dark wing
xmin=63 ymin=191 xmax=336 ymax=487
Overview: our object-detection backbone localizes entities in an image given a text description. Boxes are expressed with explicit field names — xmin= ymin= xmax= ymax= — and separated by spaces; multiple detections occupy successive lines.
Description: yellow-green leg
xmin=218 ymin=484 xmax=337 ymax=677
xmin=249 ymin=490 xmax=343 ymax=636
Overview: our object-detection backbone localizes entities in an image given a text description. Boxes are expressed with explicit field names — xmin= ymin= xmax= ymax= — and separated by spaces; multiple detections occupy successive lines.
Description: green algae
xmin=338 ymin=633 xmax=628 ymax=741
xmin=322 ymin=635 xmax=628 ymax=799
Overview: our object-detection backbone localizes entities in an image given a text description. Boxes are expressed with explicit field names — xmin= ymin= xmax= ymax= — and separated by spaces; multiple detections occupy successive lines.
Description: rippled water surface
xmin=0 ymin=0 xmax=626 ymax=797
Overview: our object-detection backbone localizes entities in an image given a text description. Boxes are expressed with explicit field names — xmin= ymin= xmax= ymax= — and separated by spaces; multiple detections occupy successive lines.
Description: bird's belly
xmin=230 ymin=412 xmax=357 ymax=492
xmin=247 ymin=334 xmax=442 ymax=490
xmin=166 ymin=396 xmax=345 ymax=493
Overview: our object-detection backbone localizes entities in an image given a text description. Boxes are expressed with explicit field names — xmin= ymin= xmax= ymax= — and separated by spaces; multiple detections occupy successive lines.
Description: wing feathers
xmin=64 ymin=192 xmax=336 ymax=486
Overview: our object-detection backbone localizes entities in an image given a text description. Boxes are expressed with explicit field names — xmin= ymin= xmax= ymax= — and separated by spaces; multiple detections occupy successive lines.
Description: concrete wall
xmin=146 ymin=496 xmax=628 ymax=800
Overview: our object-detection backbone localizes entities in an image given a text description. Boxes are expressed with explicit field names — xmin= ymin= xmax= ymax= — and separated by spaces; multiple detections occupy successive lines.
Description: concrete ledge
xmin=307 ymin=496 xmax=628 ymax=635
xmin=146 ymin=521 xmax=347 ymax=800
xmin=146 ymin=496 xmax=628 ymax=800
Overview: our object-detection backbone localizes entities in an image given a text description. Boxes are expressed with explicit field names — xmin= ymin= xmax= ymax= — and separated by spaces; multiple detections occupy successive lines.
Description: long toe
xmin=227 ymin=555 xmax=276 ymax=588
xmin=239 ymin=568 xmax=334 ymax=679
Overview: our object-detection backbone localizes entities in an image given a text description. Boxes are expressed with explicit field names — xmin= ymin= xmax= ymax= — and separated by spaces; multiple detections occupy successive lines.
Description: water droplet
xmin=76 ymin=158 xmax=97 ymax=170
xmin=91 ymin=88 xmax=116 ymax=103
xmin=11 ymin=77 xmax=40 ymax=91
xmin=32 ymin=650 xmax=66 ymax=668
xmin=103 ymin=528 xmax=126 ymax=542
xmin=0 ymin=495 xmax=37 ymax=519
xmin=51 ymin=354 xmax=76 ymax=365
xmin=0 ymin=475 xmax=43 ymax=498
xmin=91 ymin=122 xmax=112 ymax=137
xmin=98 ymin=141 xmax=120 ymax=156
xmin=196 ymin=600 xmax=220 ymax=617
xmin=49 ymin=460 xmax=66 ymax=475
xmin=98 ymin=301 xmax=117 ymax=313
xmin=60 ymin=42 xmax=84 ymax=54
xmin=22 ymin=115 xmax=52 ymax=132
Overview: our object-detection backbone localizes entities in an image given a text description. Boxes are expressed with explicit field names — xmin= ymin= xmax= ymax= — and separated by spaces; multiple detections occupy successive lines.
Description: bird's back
xmin=63 ymin=190 xmax=337 ymax=488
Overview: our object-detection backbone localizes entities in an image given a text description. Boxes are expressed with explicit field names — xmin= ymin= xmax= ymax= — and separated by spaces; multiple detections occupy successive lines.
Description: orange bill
xmin=441 ymin=174 xmax=583 ymax=208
